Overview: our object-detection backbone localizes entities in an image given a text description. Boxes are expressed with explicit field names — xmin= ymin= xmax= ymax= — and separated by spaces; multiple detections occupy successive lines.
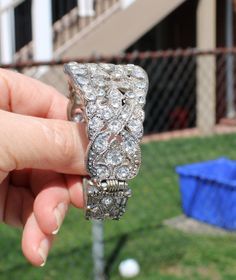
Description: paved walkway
xmin=163 ymin=215 xmax=236 ymax=236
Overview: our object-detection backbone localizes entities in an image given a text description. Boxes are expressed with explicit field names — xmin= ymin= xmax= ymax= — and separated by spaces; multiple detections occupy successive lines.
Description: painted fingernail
xmin=52 ymin=202 xmax=68 ymax=235
xmin=38 ymin=239 xmax=50 ymax=267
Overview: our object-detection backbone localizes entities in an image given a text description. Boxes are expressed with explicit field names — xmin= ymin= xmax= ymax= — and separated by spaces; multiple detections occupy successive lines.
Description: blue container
xmin=176 ymin=158 xmax=236 ymax=230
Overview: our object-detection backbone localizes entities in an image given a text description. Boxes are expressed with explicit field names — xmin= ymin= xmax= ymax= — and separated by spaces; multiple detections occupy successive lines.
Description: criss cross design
xmin=64 ymin=62 xmax=148 ymax=220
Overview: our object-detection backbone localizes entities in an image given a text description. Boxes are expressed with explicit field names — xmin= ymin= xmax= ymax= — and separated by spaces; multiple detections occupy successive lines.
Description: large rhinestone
xmin=106 ymin=149 xmax=124 ymax=166
xmin=76 ymin=76 xmax=89 ymax=86
xmin=108 ymin=120 xmax=122 ymax=133
xmin=98 ymin=106 xmax=113 ymax=120
xmin=120 ymin=104 xmax=132 ymax=120
xmin=89 ymin=116 xmax=104 ymax=131
xmin=108 ymin=88 xmax=123 ymax=108
xmin=132 ymin=66 xmax=147 ymax=80
xmin=96 ymin=165 xmax=110 ymax=178
xmin=122 ymin=136 xmax=137 ymax=155
xmin=127 ymin=119 xmax=143 ymax=138
xmin=83 ymin=85 xmax=96 ymax=101
xmin=93 ymin=132 xmax=111 ymax=153
xmin=116 ymin=166 xmax=130 ymax=180
xmin=137 ymin=80 xmax=148 ymax=90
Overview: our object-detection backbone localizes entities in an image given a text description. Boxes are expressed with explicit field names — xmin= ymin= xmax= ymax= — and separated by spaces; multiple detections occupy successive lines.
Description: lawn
xmin=1 ymin=133 xmax=236 ymax=280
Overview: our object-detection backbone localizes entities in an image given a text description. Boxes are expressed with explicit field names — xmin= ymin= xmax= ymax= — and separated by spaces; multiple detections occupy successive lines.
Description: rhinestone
xmin=133 ymin=106 xmax=145 ymax=121
xmin=138 ymin=96 xmax=145 ymax=105
xmin=123 ymin=136 xmax=137 ymax=155
xmin=102 ymin=197 xmax=113 ymax=206
xmin=108 ymin=120 xmax=122 ymax=133
xmin=76 ymin=76 xmax=89 ymax=86
xmin=86 ymin=102 xmax=97 ymax=117
xmin=109 ymin=88 xmax=122 ymax=99
xmin=126 ymin=91 xmax=136 ymax=99
xmin=99 ymin=63 xmax=114 ymax=72
xmin=106 ymin=149 xmax=124 ymax=166
xmin=93 ymin=78 xmax=106 ymax=88
xmin=73 ymin=67 xmax=87 ymax=75
xmin=121 ymin=110 xmax=129 ymax=119
xmin=111 ymin=100 xmax=122 ymax=109
xmin=96 ymin=165 xmax=110 ymax=178
xmin=116 ymin=166 xmax=129 ymax=180
xmin=137 ymin=80 xmax=147 ymax=90
xmin=88 ymin=185 xmax=98 ymax=195
xmin=132 ymin=66 xmax=146 ymax=79
xmin=136 ymin=91 xmax=146 ymax=106
xmin=126 ymin=64 xmax=135 ymax=73
xmin=93 ymin=132 xmax=110 ymax=153
xmin=111 ymin=71 xmax=123 ymax=80
xmin=127 ymin=119 xmax=143 ymax=138
xmin=120 ymin=105 xmax=131 ymax=119
xmin=97 ymin=106 xmax=113 ymax=120
xmin=72 ymin=112 xmax=84 ymax=123
xmin=128 ymin=118 xmax=142 ymax=130
xmin=109 ymin=88 xmax=123 ymax=108
xmin=89 ymin=116 xmax=104 ymax=131
xmin=118 ymin=81 xmax=131 ymax=91
xmin=88 ymin=63 xmax=98 ymax=72
xmin=96 ymin=88 xmax=106 ymax=97
xmin=94 ymin=68 xmax=110 ymax=79
xmin=83 ymin=85 xmax=96 ymax=101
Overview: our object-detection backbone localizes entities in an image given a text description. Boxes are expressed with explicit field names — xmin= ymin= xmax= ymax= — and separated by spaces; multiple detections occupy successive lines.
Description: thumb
xmin=0 ymin=110 xmax=88 ymax=175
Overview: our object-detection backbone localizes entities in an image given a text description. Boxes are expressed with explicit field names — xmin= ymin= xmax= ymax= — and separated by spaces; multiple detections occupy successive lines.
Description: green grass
xmin=1 ymin=133 xmax=236 ymax=280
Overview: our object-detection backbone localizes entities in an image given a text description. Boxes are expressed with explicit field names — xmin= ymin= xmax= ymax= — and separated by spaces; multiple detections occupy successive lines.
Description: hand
xmin=0 ymin=69 xmax=88 ymax=267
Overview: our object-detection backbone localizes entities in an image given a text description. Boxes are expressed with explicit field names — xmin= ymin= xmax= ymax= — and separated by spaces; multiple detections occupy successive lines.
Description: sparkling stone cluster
xmin=65 ymin=62 xmax=148 ymax=182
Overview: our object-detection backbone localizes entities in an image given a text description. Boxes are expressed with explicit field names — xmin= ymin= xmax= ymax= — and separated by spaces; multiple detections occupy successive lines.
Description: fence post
xmin=31 ymin=0 xmax=53 ymax=61
xmin=226 ymin=0 xmax=235 ymax=118
xmin=92 ymin=220 xmax=106 ymax=280
xmin=196 ymin=0 xmax=216 ymax=135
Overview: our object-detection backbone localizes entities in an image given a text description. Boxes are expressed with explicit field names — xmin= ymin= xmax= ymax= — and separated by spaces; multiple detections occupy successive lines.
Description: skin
xmin=0 ymin=69 xmax=89 ymax=267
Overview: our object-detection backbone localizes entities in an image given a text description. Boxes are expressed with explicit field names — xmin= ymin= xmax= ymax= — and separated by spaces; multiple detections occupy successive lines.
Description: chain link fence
xmin=2 ymin=48 xmax=236 ymax=279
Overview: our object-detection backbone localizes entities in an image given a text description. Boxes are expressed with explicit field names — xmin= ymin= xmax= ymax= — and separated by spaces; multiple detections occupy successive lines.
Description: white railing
xmin=0 ymin=0 xmax=136 ymax=64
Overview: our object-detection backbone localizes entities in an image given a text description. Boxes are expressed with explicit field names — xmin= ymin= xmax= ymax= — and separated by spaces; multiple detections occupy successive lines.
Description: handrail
xmin=13 ymin=0 xmax=121 ymax=62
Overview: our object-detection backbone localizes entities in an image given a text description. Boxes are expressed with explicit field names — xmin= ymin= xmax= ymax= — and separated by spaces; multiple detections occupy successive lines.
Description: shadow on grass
xmin=105 ymin=223 xmax=164 ymax=279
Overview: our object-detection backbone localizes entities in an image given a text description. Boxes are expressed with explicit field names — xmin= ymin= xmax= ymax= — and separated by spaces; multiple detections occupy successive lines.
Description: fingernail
xmin=38 ymin=239 xmax=50 ymax=267
xmin=52 ymin=202 xmax=68 ymax=235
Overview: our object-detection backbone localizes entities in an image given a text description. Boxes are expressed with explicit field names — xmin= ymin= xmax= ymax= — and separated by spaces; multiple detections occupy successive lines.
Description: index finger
xmin=0 ymin=68 xmax=68 ymax=119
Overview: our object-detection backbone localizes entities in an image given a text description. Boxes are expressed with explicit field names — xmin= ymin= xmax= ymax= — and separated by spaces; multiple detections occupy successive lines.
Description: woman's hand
xmin=0 ymin=69 xmax=88 ymax=267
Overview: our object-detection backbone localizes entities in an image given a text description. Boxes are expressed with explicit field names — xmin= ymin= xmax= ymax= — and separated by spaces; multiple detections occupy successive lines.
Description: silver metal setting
xmin=64 ymin=62 xmax=148 ymax=220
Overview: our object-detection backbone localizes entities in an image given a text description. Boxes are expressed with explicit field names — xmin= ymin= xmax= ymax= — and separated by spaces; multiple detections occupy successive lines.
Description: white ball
xmin=118 ymin=258 xmax=140 ymax=278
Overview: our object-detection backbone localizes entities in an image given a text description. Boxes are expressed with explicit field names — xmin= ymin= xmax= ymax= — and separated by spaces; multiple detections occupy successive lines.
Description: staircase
xmin=22 ymin=0 xmax=186 ymax=91
xmin=57 ymin=0 xmax=186 ymax=57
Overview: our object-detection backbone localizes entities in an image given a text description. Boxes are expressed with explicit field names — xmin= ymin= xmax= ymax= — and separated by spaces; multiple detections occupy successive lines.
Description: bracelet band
xmin=64 ymin=62 xmax=148 ymax=220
